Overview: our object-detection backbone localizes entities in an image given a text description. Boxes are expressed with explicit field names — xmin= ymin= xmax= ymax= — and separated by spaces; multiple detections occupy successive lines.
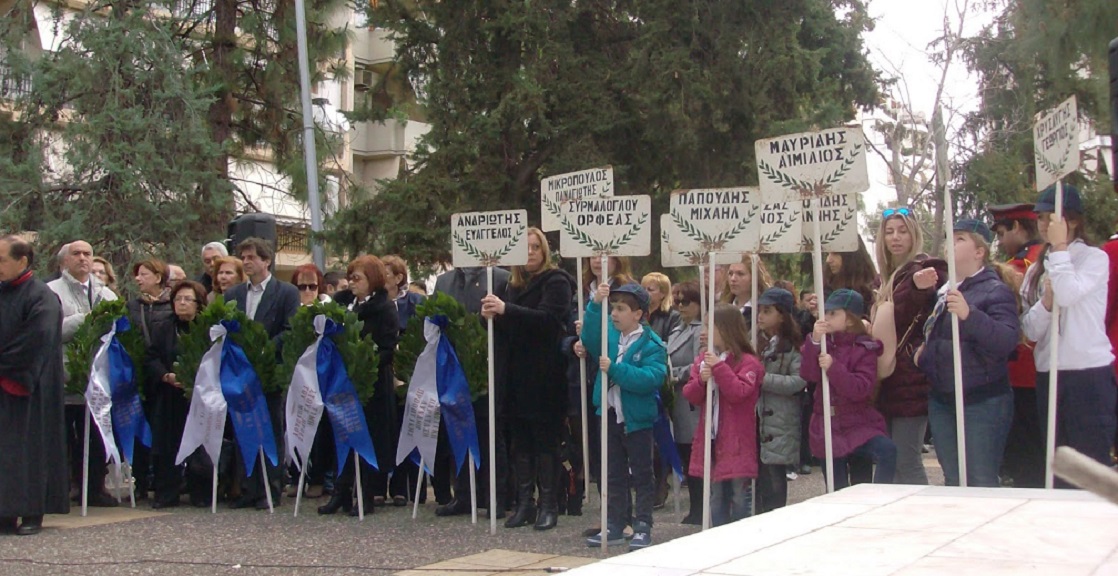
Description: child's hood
xmin=831 ymin=331 xmax=883 ymax=357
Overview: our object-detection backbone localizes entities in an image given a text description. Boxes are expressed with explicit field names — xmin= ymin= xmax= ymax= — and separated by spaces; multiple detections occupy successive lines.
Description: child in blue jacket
xmin=580 ymin=282 xmax=667 ymax=551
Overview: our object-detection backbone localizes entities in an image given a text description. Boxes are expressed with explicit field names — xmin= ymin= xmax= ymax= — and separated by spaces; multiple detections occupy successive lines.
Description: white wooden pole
xmin=469 ymin=453 xmax=478 ymax=525
xmin=599 ymin=254 xmax=609 ymax=553
xmin=942 ymin=187 xmax=968 ymax=488
xmin=751 ymin=254 xmax=759 ymax=351
xmin=354 ymin=450 xmax=364 ymax=521
xmin=260 ymin=448 xmax=274 ymax=514
xmin=703 ymin=253 xmax=716 ymax=530
xmin=1045 ymin=180 xmax=1064 ymax=489
xmin=487 ymin=266 xmax=498 ymax=534
xmin=126 ymin=459 xmax=136 ymax=508
xmin=294 ymin=463 xmax=307 ymax=517
xmin=211 ymin=464 xmax=218 ymax=514
xmin=576 ymin=261 xmax=590 ymax=498
xmin=813 ymin=196 xmax=835 ymax=494
xmin=81 ymin=405 xmax=91 ymax=517
xmin=412 ymin=457 xmax=424 ymax=520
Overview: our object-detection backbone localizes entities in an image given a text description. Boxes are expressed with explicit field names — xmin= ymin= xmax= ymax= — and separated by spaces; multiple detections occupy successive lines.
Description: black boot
xmin=681 ymin=475 xmax=703 ymax=525
xmin=534 ymin=455 xmax=559 ymax=531
xmin=504 ymin=453 xmax=536 ymax=528
xmin=567 ymin=473 xmax=584 ymax=516
xmin=318 ymin=485 xmax=352 ymax=515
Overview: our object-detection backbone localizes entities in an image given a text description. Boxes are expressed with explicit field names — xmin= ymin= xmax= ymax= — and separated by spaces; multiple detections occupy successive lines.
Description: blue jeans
xmin=928 ymin=392 xmax=1013 ymax=487
xmin=829 ymin=435 xmax=896 ymax=490
xmin=1037 ymin=367 xmax=1118 ymax=487
xmin=710 ymin=478 xmax=752 ymax=526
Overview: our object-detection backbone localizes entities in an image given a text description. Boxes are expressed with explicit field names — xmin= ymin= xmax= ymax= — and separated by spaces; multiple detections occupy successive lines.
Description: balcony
xmin=351 ymin=118 xmax=429 ymax=158
xmin=353 ymin=27 xmax=395 ymax=70
xmin=0 ymin=56 xmax=31 ymax=101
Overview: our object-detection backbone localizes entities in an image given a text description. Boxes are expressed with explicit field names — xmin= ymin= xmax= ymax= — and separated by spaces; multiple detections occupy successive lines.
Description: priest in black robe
xmin=0 ymin=236 xmax=70 ymax=535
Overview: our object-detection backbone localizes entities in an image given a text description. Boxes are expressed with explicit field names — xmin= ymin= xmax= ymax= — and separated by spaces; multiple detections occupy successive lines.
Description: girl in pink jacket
xmin=683 ymin=303 xmax=765 ymax=526
xmin=800 ymin=289 xmax=896 ymax=491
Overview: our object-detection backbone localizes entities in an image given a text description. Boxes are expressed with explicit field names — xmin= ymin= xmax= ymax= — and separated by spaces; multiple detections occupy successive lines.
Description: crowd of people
xmin=2 ymin=184 xmax=1117 ymax=545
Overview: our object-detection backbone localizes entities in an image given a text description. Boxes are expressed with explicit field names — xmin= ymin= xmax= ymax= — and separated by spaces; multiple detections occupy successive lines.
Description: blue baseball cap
xmin=758 ymin=288 xmax=795 ymax=314
xmin=1035 ymin=184 xmax=1084 ymax=214
xmin=610 ymin=283 xmax=650 ymax=314
xmin=954 ymin=218 xmax=993 ymax=244
xmin=824 ymin=288 xmax=865 ymax=317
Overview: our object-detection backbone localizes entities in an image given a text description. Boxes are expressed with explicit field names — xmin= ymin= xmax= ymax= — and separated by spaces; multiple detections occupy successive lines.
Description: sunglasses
xmin=297 ymin=284 xmax=318 ymax=292
xmin=675 ymin=299 xmax=693 ymax=307
xmin=882 ymin=207 xmax=912 ymax=218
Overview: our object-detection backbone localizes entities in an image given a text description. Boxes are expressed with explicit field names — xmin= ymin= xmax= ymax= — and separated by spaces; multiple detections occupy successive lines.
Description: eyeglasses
xmin=173 ymin=297 xmax=197 ymax=304
xmin=882 ymin=207 xmax=912 ymax=218
xmin=675 ymin=299 xmax=692 ymax=307
xmin=297 ymin=284 xmax=318 ymax=292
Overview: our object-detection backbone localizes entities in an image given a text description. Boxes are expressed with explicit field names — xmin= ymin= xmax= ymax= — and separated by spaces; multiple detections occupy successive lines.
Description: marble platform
xmin=566 ymin=484 xmax=1118 ymax=575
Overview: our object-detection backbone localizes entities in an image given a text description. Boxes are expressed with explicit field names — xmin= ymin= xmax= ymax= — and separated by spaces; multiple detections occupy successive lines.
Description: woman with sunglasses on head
xmin=666 ymin=281 xmax=704 ymax=524
xmin=872 ymin=206 xmax=947 ymax=486
xmin=1020 ymin=185 xmax=1116 ymax=480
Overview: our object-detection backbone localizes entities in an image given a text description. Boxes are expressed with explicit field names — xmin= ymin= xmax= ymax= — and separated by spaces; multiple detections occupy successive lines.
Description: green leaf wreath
xmin=394 ymin=292 xmax=488 ymax=402
xmin=173 ymin=296 xmax=278 ymax=398
xmin=65 ymin=299 xmax=148 ymax=397
xmin=275 ymin=301 xmax=380 ymax=405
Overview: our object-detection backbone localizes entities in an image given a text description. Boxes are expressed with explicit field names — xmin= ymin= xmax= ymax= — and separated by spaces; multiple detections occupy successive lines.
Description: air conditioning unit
xmin=354 ymin=69 xmax=375 ymax=92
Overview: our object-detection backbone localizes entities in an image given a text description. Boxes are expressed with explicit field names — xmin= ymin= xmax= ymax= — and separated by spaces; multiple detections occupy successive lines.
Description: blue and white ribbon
xmin=176 ymin=323 xmax=229 ymax=466
xmin=86 ymin=318 xmax=125 ymax=472
xmin=105 ymin=318 xmax=151 ymax=465
xmin=317 ymin=317 xmax=378 ymax=474
xmin=284 ymin=315 xmax=327 ymax=471
xmin=218 ymin=320 xmax=278 ymax=477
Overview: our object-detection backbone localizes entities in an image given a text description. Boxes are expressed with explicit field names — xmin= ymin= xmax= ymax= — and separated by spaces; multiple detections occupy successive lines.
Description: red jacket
xmin=1007 ymin=242 xmax=1045 ymax=389
xmin=683 ymin=352 xmax=764 ymax=481
xmin=1103 ymin=237 xmax=1118 ymax=379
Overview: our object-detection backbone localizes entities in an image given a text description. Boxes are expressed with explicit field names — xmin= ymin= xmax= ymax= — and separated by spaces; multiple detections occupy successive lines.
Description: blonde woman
xmin=872 ymin=207 xmax=946 ymax=485
xmin=642 ymin=272 xmax=680 ymax=342
xmin=91 ymin=256 xmax=119 ymax=295
xmin=719 ymin=254 xmax=772 ymax=333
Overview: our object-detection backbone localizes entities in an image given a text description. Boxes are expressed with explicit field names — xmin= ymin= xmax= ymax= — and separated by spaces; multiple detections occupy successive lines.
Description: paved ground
xmin=0 ymin=454 xmax=945 ymax=576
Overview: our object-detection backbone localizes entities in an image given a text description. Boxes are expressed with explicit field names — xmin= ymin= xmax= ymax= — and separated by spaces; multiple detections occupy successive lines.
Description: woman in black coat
xmin=144 ymin=280 xmax=209 ymax=508
xmin=482 ymin=228 xmax=574 ymax=531
xmin=318 ymin=255 xmax=400 ymax=517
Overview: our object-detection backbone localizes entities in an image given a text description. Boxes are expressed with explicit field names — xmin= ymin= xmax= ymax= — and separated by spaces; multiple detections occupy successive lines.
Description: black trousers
xmin=605 ymin=411 xmax=654 ymax=531
xmin=1037 ymin=367 xmax=1118 ymax=488
xmin=755 ymin=462 xmax=787 ymax=514
xmin=1001 ymin=387 xmax=1045 ymax=488
xmin=66 ymin=404 xmax=108 ymax=493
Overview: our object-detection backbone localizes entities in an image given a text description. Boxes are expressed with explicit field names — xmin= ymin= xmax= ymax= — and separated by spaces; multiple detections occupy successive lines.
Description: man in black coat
xmin=431 ymin=267 xmax=511 ymax=517
xmin=222 ymin=238 xmax=299 ymax=510
xmin=0 ymin=236 xmax=70 ymax=535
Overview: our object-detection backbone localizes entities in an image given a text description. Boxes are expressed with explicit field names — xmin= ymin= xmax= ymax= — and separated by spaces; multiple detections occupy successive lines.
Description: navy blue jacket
xmin=917 ymin=267 xmax=1019 ymax=403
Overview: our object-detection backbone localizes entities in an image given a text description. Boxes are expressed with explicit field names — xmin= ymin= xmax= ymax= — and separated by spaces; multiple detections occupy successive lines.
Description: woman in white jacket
xmin=1020 ymin=185 xmax=1116 ymax=480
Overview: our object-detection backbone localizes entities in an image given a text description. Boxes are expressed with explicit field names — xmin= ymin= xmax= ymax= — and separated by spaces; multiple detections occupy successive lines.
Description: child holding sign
xmin=800 ymin=289 xmax=896 ymax=490
xmin=580 ymin=283 xmax=667 ymax=551
xmin=682 ymin=304 xmax=764 ymax=526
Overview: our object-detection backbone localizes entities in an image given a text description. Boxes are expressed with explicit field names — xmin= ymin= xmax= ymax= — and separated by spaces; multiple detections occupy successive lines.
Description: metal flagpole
xmin=294 ymin=0 xmax=325 ymax=270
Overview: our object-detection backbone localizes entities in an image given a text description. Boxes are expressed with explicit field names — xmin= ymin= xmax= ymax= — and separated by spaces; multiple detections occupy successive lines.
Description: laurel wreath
xmin=172 ymin=296 xmax=279 ymax=398
xmin=65 ymin=299 xmax=148 ymax=397
xmin=758 ymin=210 xmax=800 ymax=249
xmin=801 ymin=205 xmax=856 ymax=251
xmin=275 ymin=302 xmax=380 ymax=405
xmin=669 ymin=205 xmax=758 ymax=252
xmin=452 ymin=226 xmax=524 ymax=267
xmin=1034 ymin=142 xmax=1072 ymax=179
xmin=394 ymin=292 xmax=488 ymax=402
xmin=758 ymin=144 xmax=864 ymax=197
xmin=547 ymin=193 xmax=648 ymax=255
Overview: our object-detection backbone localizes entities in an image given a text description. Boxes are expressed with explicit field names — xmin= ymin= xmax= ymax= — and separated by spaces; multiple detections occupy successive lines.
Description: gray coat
xmin=758 ymin=337 xmax=806 ymax=465
xmin=47 ymin=270 xmax=117 ymax=344
xmin=667 ymin=319 xmax=702 ymax=444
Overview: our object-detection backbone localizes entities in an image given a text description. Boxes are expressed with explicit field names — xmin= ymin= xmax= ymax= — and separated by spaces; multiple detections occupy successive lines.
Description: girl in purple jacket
xmin=801 ymin=289 xmax=896 ymax=490
xmin=683 ymin=304 xmax=764 ymax=526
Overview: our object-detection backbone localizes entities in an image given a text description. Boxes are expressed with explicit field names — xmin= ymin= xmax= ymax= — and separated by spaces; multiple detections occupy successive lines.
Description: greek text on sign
xmin=557 ymin=195 xmax=651 ymax=258
xmin=1033 ymin=96 xmax=1080 ymax=191
xmin=540 ymin=166 xmax=614 ymax=232
xmin=755 ymin=127 xmax=867 ymax=253
xmin=667 ymin=187 xmax=760 ymax=253
xmin=660 ymin=215 xmax=754 ymax=268
xmin=451 ymin=210 xmax=529 ymax=268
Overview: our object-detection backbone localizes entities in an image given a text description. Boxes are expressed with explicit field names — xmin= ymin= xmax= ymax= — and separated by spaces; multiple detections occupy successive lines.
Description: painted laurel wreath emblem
xmin=669 ymin=204 xmax=759 ymax=252
xmin=543 ymin=194 xmax=647 ymax=255
xmin=1034 ymin=140 xmax=1073 ymax=179
xmin=758 ymin=144 xmax=864 ymax=198
xmin=801 ymin=205 xmax=856 ymax=250
xmin=452 ymin=227 xmax=524 ymax=267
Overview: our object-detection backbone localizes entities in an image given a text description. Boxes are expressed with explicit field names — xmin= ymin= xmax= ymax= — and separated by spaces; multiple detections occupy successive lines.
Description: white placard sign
xmin=540 ymin=166 xmax=614 ymax=232
xmin=756 ymin=196 xmax=802 ymax=254
xmin=450 ymin=210 xmax=529 ymax=268
xmin=755 ymin=127 xmax=868 ymax=252
xmin=660 ymin=215 xmax=746 ymax=268
xmin=668 ymin=187 xmax=760 ymax=251
xmin=1033 ymin=96 xmax=1079 ymax=191
xmin=556 ymin=195 xmax=651 ymax=257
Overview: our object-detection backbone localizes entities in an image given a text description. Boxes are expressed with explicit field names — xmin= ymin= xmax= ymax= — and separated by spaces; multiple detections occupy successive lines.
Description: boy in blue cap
xmin=580 ymin=282 xmax=667 ymax=550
